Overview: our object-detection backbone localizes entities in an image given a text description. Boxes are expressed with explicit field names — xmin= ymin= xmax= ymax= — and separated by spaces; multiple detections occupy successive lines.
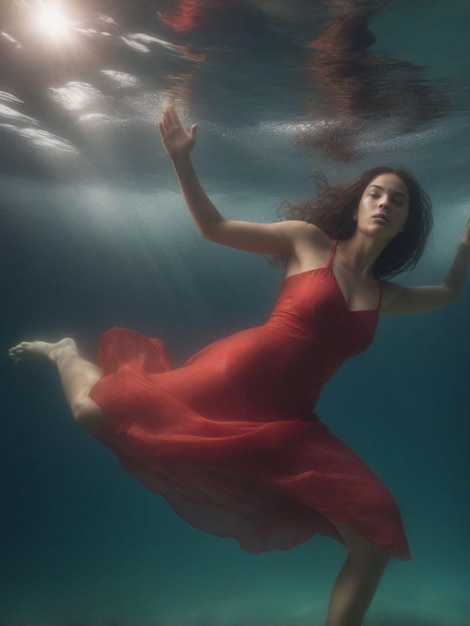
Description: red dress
xmin=90 ymin=241 xmax=410 ymax=560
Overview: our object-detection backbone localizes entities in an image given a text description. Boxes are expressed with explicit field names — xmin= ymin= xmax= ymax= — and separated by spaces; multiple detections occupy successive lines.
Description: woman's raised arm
xmin=158 ymin=106 xmax=299 ymax=255
xmin=382 ymin=218 xmax=470 ymax=314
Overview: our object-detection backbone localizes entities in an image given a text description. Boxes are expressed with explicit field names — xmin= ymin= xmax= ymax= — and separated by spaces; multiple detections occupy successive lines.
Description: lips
xmin=372 ymin=213 xmax=389 ymax=222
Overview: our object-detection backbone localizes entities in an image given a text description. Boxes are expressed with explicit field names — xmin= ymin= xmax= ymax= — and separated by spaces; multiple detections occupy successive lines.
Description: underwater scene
xmin=1 ymin=1 xmax=469 ymax=625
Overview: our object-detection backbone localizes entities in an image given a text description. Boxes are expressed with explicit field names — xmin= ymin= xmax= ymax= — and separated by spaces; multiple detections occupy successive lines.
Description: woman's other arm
xmin=381 ymin=218 xmax=470 ymax=314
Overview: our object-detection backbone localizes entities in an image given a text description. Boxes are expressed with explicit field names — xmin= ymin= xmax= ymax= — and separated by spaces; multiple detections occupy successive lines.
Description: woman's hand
xmin=159 ymin=106 xmax=197 ymax=161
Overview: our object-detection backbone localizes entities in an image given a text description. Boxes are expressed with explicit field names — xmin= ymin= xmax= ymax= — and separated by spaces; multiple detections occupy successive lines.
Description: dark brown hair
xmin=272 ymin=166 xmax=433 ymax=279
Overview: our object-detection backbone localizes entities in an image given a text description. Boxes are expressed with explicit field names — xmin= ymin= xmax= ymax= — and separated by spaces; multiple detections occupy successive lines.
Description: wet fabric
xmin=90 ymin=241 xmax=410 ymax=559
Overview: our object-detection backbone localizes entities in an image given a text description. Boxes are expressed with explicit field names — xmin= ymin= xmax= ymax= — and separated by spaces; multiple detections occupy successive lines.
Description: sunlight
xmin=34 ymin=2 xmax=72 ymax=40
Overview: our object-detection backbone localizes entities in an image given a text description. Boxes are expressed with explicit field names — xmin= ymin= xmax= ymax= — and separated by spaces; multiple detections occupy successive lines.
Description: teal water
xmin=1 ymin=1 xmax=469 ymax=624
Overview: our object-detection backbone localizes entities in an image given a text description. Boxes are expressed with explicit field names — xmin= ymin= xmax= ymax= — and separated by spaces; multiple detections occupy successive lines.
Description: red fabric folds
xmin=90 ymin=242 xmax=410 ymax=560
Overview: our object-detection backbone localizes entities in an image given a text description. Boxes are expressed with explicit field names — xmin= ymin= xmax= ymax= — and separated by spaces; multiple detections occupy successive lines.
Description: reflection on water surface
xmin=0 ymin=0 xmax=461 ymax=182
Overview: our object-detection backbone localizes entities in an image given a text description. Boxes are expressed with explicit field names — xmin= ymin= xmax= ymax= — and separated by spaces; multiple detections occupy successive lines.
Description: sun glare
xmin=34 ymin=2 xmax=71 ymax=39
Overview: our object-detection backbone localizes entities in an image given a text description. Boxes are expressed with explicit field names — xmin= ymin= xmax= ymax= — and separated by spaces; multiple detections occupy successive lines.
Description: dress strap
xmin=325 ymin=240 xmax=338 ymax=271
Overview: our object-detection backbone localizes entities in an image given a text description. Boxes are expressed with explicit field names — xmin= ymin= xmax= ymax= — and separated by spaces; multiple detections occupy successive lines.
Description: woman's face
xmin=355 ymin=173 xmax=410 ymax=239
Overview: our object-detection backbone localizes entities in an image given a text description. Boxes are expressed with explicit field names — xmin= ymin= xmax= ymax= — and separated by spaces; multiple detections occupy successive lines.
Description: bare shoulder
xmin=381 ymin=280 xmax=403 ymax=296
xmin=380 ymin=281 xmax=404 ymax=313
xmin=283 ymin=221 xmax=332 ymax=275
xmin=280 ymin=220 xmax=331 ymax=246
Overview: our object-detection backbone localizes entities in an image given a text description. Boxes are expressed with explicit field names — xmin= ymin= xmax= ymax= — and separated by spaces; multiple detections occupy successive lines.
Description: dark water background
xmin=1 ymin=0 xmax=469 ymax=624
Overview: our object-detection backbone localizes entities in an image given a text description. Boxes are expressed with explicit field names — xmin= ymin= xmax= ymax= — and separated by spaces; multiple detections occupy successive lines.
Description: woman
xmin=9 ymin=107 xmax=469 ymax=626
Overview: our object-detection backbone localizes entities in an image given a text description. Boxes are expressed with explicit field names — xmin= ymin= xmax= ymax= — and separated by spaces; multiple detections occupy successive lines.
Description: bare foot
xmin=9 ymin=338 xmax=77 ymax=364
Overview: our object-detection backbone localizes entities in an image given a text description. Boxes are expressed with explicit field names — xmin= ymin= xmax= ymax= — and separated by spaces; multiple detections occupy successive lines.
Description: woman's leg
xmin=9 ymin=338 xmax=106 ymax=433
xmin=325 ymin=519 xmax=392 ymax=626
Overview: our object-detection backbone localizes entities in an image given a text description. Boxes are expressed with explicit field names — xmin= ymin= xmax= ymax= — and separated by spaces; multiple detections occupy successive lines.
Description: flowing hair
xmin=271 ymin=166 xmax=433 ymax=279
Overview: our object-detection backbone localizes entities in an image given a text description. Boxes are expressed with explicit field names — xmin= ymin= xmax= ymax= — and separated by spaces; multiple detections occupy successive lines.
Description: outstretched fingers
xmin=160 ymin=106 xmax=179 ymax=134
xmin=158 ymin=106 xmax=197 ymax=155
xmin=166 ymin=105 xmax=179 ymax=126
